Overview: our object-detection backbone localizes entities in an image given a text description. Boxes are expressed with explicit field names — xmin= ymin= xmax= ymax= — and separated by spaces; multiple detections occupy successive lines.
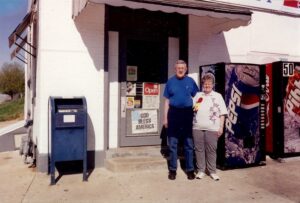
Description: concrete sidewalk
xmin=1 ymin=150 xmax=300 ymax=203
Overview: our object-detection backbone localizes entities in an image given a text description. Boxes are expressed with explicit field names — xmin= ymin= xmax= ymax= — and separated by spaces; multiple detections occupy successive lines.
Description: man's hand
xmin=164 ymin=118 xmax=168 ymax=128
xmin=164 ymin=99 xmax=169 ymax=128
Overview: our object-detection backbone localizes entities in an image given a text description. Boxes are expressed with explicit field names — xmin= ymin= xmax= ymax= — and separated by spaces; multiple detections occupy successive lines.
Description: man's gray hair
xmin=201 ymin=73 xmax=215 ymax=84
xmin=175 ymin=60 xmax=187 ymax=67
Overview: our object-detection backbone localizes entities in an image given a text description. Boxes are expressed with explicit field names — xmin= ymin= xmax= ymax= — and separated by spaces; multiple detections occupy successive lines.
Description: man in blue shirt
xmin=163 ymin=60 xmax=199 ymax=180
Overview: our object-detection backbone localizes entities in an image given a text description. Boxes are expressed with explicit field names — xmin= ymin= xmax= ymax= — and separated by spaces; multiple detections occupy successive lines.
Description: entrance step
xmin=106 ymin=146 xmax=167 ymax=158
xmin=105 ymin=156 xmax=167 ymax=172
xmin=105 ymin=146 xmax=168 ymax=172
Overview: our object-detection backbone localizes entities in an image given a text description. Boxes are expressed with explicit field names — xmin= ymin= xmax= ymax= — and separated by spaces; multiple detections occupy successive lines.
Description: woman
xmin=193 ymin=73 xmax=227 ymax=181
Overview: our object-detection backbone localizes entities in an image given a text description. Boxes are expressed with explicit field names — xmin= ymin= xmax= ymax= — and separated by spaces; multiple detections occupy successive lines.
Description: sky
xmin=0 ymin=0 xmax=28 ymax=68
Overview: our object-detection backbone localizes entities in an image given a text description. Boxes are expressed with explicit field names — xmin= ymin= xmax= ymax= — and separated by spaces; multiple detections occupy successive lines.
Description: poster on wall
xmin=127 ymin=66 xmax=137 ymax=81
xmin=142 ymin=83 xmax=160 ymax=109
xmin=131 ymin=109 xmax=158 ymax=134
xmin=126 ymin=82 xmax=136 ymax=96
xmin=126 ymin=97 xmax=134 ymax=109
xmin=134 ymin=96 xmax=142 ymax=108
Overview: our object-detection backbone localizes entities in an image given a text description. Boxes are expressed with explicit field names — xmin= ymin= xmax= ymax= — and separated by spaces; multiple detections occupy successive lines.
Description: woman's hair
xmin=201 ymin=73 xmax=215 ymax=85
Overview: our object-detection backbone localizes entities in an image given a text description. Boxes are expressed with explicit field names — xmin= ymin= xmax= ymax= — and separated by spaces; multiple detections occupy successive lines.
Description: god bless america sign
xmin=131 ymin=110 xmax=158 ymax=134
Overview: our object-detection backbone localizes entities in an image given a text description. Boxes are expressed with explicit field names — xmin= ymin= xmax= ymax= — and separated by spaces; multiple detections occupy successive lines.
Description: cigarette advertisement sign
xmin=126 ymin=66 xmax=137 ymax=81
xmin=126 ymin=97 xmax=134 ymax=109
xmin=216 ymin=0 xmax=300 ymax=14
xmin=131 ymin=110 xmax=158 ymax=134
xmin=126 ymin=82 xmax=136 ymax=96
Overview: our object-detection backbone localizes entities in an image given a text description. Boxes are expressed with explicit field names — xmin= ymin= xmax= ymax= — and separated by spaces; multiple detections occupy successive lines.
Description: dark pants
xmin=167 ymin=106 xmax=194 ymax=172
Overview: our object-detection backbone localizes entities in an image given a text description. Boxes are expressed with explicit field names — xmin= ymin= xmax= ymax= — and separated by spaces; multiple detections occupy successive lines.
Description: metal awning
xmin=8 ymin=11 xmax=36 ymax=64
xmin=73 ymin=0 xmax=252 ymax=21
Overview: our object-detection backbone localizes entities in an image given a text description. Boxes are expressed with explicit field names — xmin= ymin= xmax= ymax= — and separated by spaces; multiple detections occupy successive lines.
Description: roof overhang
xmin=73 ymin=0 xmax=252 ymax=22
xmin=73 ymin=0 xmax=252 ymax=33
xmin=8 ymin=11 xmax=36 ymax=64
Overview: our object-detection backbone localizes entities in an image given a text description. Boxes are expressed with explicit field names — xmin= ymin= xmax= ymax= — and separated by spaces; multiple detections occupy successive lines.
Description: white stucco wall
xmin=224 ymin=11 xmax=300 ymax=63
xmin=188 ymin=11 xmax=300 ymax=85
xmin=188 ymin=15 xmax=236 ymax=84
xmin=34 ymin=0 xmax=105 ymax=156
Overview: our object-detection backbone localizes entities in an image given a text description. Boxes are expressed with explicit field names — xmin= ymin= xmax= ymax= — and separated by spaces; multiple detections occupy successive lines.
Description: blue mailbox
xmin=49 ymin=97 xmax=87 ymax=185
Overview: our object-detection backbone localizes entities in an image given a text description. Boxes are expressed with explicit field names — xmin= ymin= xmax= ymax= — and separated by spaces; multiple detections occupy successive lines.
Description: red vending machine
xmin=200 ymin=63 xmax=266 ymax=169
xmin=266 ymin=61 xmax=300 ymax=158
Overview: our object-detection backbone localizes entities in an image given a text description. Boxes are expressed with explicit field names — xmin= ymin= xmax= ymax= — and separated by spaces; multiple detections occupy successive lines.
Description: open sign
xmin=143 ymin=83 xmax=160 ymax=95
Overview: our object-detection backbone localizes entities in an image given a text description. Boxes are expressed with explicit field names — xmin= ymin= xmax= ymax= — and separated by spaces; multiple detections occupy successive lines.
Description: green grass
xmin=0 ymin=98 xmax=24 ymax=121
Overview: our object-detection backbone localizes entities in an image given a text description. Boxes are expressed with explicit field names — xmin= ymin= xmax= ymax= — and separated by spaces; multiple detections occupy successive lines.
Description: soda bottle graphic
xmin=225 ymin=65 xmax=260 ymax=141
xmin=283 ymin=65 xmax=300 ymax=153
xmin=285 ymin=66 xmax=300 ymax=117
xmin=224 ymin=64 xmax=261 ymax=165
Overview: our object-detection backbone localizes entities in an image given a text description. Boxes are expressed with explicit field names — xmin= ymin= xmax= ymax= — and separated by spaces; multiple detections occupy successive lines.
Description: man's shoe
xmin=210 ymin=173 xmax=220 ymax=181
xmin=196 ymin=172 xmax=205 ymax=179
xmin=187 ymin=171 xmax=195 ymax=180
xmin=168 ymin=170 xmax=176 ymax=180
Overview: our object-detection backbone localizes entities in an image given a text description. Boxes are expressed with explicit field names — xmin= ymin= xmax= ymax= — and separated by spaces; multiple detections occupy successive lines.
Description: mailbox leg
xmin=83 ymin=158 xmax=87 ymax=181
xmin=50 ymin=161 xmax=55 ymax=185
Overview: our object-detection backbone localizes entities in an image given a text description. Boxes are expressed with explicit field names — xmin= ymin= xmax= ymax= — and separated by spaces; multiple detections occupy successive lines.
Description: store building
xmin=9 ymin=0 xmax=300 ymax=172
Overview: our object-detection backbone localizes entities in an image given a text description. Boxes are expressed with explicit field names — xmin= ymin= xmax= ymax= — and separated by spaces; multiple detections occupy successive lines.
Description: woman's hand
xmin=217 ymin=127 xmax=223 ymax=137
xmin=193 ymin=103 xmax=200 ymax=112
xmin=218 ymin=115 xmax=225 ymax=137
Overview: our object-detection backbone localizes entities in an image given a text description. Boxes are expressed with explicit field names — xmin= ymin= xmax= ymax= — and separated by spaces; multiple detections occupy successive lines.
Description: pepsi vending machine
xmin=266 ymin=61 xmax=300 ymax=158
xmin=200 ymin=63 xmax=266 ymax=169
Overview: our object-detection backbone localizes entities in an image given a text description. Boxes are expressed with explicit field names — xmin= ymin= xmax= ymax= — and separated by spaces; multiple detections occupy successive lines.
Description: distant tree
xmin=0 ymin=62 xmax=25 ymax=100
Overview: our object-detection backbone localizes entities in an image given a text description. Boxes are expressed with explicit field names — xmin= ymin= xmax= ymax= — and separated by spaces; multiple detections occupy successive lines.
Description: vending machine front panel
xmin=200 ymin=63 xmax=265 ymax=169
xmin=224 ymin=64 xmax=264 ymax=167
xmin=281 ymin=62 xmax=300 ymax=154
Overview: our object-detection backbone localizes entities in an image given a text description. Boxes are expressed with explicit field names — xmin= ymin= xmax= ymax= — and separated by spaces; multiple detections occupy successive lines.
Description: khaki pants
xmin=193 ymin=129 xmax=218 ymax=174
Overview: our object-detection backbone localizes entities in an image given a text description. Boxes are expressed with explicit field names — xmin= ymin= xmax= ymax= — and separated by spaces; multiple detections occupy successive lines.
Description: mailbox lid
xmin=54 ymin=98 xmax=86 ymax=113
xmin=50 ymin=97 xmax=87 ymax=128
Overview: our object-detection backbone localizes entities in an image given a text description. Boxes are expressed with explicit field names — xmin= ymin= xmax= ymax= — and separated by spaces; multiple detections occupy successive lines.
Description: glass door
xmin=120 ymin=36 xmax=167 ymax=146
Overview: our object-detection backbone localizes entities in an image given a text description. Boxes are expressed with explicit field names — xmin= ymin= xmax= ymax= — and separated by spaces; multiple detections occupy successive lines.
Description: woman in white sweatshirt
xmin=193 ymin=73 xmax=227 ymax=181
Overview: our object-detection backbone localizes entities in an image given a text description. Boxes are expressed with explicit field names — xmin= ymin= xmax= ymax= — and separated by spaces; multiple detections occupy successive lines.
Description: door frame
xmin=119 ymin=33 xmax=168 ymax=147
xmin=106 ymin=5 xmax=188 ymax=147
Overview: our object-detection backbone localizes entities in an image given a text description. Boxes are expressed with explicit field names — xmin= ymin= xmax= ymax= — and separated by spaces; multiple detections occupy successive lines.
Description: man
xmin=163 ymin=60 xmax=199 ymax=180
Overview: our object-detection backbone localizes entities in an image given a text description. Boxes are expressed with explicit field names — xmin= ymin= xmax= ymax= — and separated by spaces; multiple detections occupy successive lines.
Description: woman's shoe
xmin=210 ymin=173 xmax=220 ymax=181
xmin=196 ymin=172 xmax=205 ymax=179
